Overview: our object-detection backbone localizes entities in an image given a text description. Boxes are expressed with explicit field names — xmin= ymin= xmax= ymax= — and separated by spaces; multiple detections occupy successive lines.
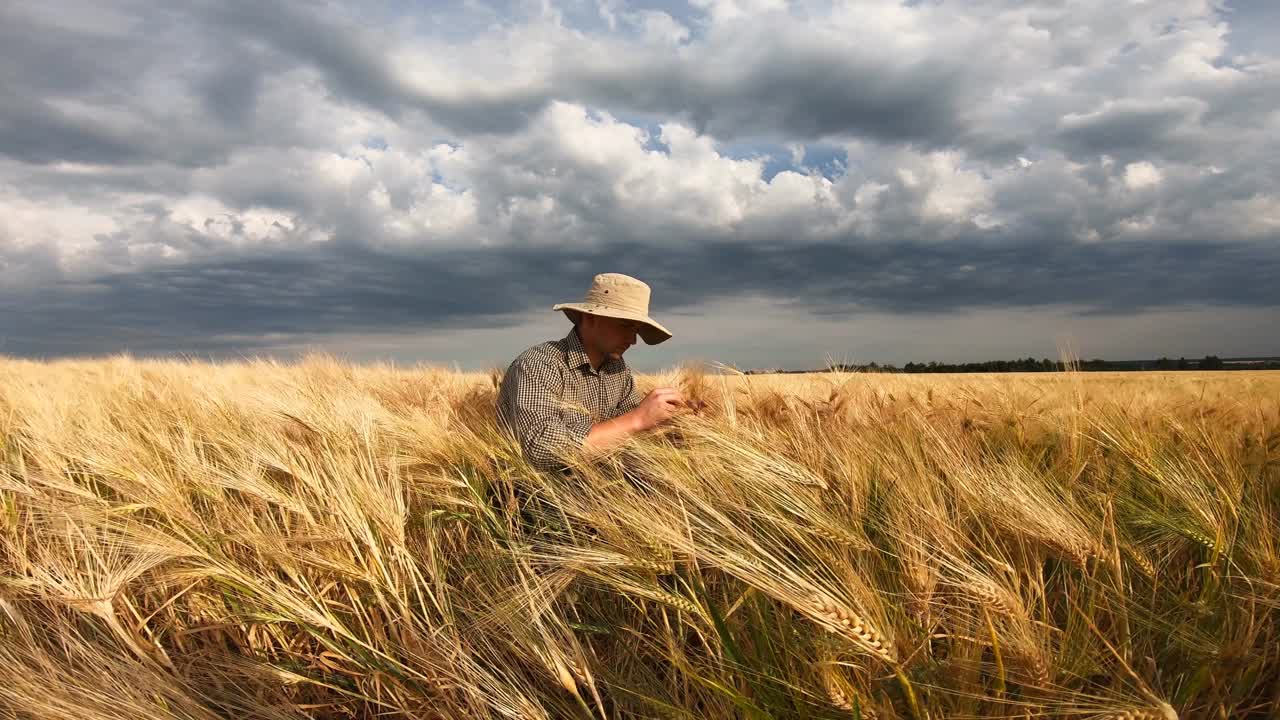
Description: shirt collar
xmin=563 ymin=327 xmax=623 ymax=374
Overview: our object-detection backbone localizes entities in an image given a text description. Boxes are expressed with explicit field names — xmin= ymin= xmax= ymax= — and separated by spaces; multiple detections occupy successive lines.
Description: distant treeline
xmin=746 ymin=356 xmax=1280 ymax=374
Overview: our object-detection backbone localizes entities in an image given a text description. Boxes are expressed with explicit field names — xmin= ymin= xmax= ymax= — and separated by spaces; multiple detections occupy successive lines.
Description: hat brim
xmin=552 ymin=302 xmax=672 ymax=345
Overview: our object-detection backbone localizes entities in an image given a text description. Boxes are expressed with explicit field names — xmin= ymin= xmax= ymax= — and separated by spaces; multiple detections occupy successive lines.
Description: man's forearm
xmin=581 ymin=410 xmax=647 ymax=455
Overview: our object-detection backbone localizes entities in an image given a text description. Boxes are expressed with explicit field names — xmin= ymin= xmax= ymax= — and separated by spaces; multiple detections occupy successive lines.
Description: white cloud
xmin=1123 ymin=161 xmax=1163 ymax=190
xmin=689 ymin=0 xmax=788 ymax=24
xmin=627 ymin=10 xmax=690 ymax=45
xmin=917 ymin=151 xmax=996 ymax=226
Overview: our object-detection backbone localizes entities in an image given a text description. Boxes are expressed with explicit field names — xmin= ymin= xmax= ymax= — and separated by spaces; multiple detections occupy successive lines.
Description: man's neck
xmin=574 ymin=327 xmax=605 ymax=371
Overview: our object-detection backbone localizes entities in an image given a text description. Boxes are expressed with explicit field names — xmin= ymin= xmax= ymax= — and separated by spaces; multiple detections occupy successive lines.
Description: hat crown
xmin=582 ymin=273 xmax=650 ymax=313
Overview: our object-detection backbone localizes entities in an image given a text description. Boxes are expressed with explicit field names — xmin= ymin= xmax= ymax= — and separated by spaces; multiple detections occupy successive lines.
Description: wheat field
xmin=1 ymin=354 xmax=1277 ymax=719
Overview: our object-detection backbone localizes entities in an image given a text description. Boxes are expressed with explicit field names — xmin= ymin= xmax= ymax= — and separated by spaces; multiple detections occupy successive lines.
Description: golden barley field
xmin=1 ymin=354 xmax=1278 ymax=719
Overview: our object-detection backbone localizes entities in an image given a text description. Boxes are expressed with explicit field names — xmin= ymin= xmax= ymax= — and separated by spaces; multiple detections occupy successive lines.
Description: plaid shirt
xmin=496 ymin=327 xmax=644 ymax=471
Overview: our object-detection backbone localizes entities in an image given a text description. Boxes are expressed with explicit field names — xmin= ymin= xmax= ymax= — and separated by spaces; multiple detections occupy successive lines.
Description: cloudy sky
xmin=1 ymin=0 xmax=1277 ymax=372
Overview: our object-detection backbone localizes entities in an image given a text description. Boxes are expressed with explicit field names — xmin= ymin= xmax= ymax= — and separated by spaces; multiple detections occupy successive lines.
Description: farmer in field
xmin=496 ymin=273 xmax=688 ymax=472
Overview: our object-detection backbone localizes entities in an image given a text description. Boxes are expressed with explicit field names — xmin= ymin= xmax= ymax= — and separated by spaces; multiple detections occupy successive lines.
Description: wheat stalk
xmin=819 ymin=666 xmax=878 ymax=719
xmin=809 ymin=594 xmax=896 ymax=664
xmin=957 ymin=576 xmax=1016 ymax=618
xmin=1123 ymin=544 xmax=1157 ymax=578
xmin=1100 ymin=705 xmax=1178 ymax=720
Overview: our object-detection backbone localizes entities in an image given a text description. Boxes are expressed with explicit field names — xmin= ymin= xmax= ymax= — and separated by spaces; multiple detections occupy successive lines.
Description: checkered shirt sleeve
xmin=496 ymin=353 xmax=594 ymax=471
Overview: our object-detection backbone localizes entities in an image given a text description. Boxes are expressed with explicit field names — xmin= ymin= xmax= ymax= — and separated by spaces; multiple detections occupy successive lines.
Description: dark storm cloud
xmin=571 ymin=45 xmax=969 ymax=145
xmin=0 ymin=4 xmax=159 ymax=165
xmin=0 ymin=3 xmax=272 ymax=168
xmin=621 ymin=238 xmax=1280 ymax=316
xmin=1056 ymin=99 xmax=1202 ymax=161
xmin=200 ymin=2 xmax=551 ymax=135
xmin=4 ymin=236 xmax=1277 ymax=358
xmin=0 ymin=101 xmax=152 ymax=166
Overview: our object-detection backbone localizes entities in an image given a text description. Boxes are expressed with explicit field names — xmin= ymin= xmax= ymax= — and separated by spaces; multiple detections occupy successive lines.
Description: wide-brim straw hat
xmin=553 ymin=273 xmax=672 ymax=345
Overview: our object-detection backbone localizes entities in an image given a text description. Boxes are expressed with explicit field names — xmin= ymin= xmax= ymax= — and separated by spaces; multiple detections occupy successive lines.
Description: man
xmin=496 ymin=272 xmax=687 ymax=472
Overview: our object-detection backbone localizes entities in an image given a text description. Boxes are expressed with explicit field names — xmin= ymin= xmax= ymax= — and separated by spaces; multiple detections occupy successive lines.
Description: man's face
xmin=583 ymin=314 xmax=642 ymax=361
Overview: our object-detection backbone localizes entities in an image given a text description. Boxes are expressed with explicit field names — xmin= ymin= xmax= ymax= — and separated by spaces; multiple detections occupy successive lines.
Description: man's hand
xmin=581 ymin=387 xmax=689 ymax=457
xmin=633 ymin=387 xmax=686 ymax=431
